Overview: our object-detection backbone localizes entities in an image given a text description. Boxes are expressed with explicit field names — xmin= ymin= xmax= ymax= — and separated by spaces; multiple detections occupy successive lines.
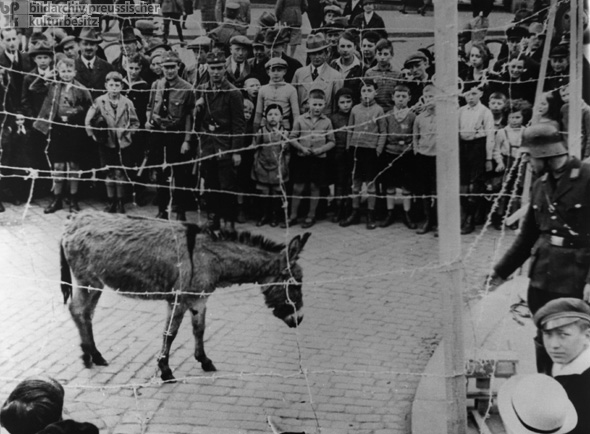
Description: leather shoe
xmin=301 ymin=217 xmax=316 ymax=229
xmin=156 ymin=211 xmax=169 ymax=220
xmin=44 ymin=197 xmax=63 ymax=214
xmin=280 ymin=217 xmax=298 ymax=229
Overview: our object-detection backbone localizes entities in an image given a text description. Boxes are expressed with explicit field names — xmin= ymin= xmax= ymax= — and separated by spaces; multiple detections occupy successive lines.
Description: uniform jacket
xmin=495 ymin=158 xmax=590 ymax=296
xmin=195 ymin=78 xmax=246 ymax=158
xmin=90 ymin=94 xmax=140 ymax=149
xmin=208 ymin=21 xmax=243 ymax=52
xmin=33 ymin=79 xmax=92 ymax=135
xmin=75 ymin=56 xmax=114 ymax=99
xmin=293 ymin=62 xmax=343 ymax=114
xmin=215 ymin=0 xmax=250 ymax=31
xmin=147 ymin=76 xmax=195 ymax=131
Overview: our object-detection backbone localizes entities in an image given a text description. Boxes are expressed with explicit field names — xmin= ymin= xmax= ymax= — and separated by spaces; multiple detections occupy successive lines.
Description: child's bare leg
xmin=307 ymin=183 xmax=320 ymax=219
xmin=289 ymin=183 xmax=304 ymax=220
xmin=44 ymin=163 xmax=66 ymax=213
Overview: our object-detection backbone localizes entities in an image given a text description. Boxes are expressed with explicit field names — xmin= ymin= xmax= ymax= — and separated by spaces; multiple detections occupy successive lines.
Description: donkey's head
xmin=261 ymin=232 xmax=311 ymax=328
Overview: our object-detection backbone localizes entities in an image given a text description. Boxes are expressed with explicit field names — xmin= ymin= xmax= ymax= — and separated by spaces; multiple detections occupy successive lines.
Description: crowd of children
xmin=0 ymin=1 xmax=586 ymax=235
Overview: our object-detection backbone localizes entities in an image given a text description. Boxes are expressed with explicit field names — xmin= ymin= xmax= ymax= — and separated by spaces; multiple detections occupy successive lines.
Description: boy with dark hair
xmin=329 ymin=87 xmax=354 ymax=223
xmin=488 ymin=91 xmax=508 ymax=130
xmin=365 ymin=39 xmax=402 ymax=112
xmin=340 ymin=79 xmax=387 ymax=229
xmin=381 ymin=84 xmax=417 ymax=229
xmin=286 ymin=88 xmax=335 ymax=228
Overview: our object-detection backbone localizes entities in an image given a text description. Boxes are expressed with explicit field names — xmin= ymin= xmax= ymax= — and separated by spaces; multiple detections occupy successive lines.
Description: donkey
xmin=60 ymin=212 xmax=311 ymax=382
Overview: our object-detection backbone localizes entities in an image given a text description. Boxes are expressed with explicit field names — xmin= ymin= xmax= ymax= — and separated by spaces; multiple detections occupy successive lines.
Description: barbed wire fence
xmin=0 ymin=1 xmax=582 ymax=432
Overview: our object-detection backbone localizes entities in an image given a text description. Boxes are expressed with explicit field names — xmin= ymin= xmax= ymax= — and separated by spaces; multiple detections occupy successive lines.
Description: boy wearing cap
xmin=534 ymin=298 xmax=590 ymax=434
xmin=195 ymin=52 xmax=246 ymax=230
xmin=545 ymin=44 xmax=569 ymax=94
xmin=253 ymin=57 xmax=299 ymax=132
xmin=146 ymin=51 xmax=196 ymax=221
xmin=57 ymin=36 xmax=79 ymax=60
xmin=488 ymin=124 xmax=590 ymax=371
xmin=402 ymin=51 xmax=432 ymax=109
xmin=293 ymin=33 xmax=343 ymax=115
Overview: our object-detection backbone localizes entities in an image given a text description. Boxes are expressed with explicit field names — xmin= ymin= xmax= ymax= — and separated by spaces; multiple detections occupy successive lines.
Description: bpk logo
xmin=0 ymin=0 xmax=28 ymax=28
xmin=0 ymin=0 xmax=19 ymax=14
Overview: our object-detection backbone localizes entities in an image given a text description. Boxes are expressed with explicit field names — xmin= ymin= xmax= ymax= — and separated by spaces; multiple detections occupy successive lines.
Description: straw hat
xmin=498 ymin=374 xmax=577 ymax=434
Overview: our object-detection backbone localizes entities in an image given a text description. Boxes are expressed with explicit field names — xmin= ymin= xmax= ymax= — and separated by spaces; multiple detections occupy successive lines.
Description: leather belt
xmin=542 ymin=234 xmax=590 ymax=248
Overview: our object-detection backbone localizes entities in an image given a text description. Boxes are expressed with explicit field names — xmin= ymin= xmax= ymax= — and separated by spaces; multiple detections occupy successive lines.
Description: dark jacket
xmin=75 ymin=56 xmax=114 ymax=99
xmin=32 ymin=79 xmax=93 ymax=135
xmin=37 ymin=420 xmax=99 ymax=434
xmin=147 ymin=76 xmax=195 ymax=131
xmin=495 ymin=158 xmax=590 ymax=296
xmin=281 ymin=52 xmax=302 ymax=85
xmin=0 ymin=49 xmax=32 ymax=113
xmin=351 ymin=12 xmax=387 ymax=40
xmin=195 ymin=78 xmax=246 ymax=158
xmin=21 ymin=69 xmax=50 ymax=118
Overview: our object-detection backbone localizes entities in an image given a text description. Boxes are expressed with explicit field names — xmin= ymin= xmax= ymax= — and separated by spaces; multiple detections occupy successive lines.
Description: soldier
xmin=208 ymin=2 xmax=243 ymax=55
xmin=488 ymin=123 xmax=590 ymax=374
xmin=195 ymin=52 xmax=246 ymax=230
xmin=146 ymin=51 xmax=196 ymax=221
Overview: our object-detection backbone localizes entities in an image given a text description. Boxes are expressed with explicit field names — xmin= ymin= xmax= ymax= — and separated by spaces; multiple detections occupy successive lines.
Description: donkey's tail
xmin=60 ymin=242 xmax=72 ymax=304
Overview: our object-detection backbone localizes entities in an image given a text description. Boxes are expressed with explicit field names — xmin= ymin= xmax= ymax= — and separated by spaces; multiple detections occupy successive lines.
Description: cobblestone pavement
xmin=0 ymin=195 xmax=516 ymax=434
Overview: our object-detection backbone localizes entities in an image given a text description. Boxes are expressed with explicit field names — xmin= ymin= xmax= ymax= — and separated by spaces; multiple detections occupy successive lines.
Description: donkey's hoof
xmin=82 ymin=354 xmax=93 ymax=368
xmin=202 ymin=360 xmax=217 ymax=372
xmin=161 ymin=371 xmax=176 ymax=383
xmin=93 ymin=354 xmax=109 ymax=366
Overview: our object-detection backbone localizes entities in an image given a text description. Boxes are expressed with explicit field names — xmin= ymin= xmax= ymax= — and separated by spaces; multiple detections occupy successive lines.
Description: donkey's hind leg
xmin=190 ymin=298 xmax=216 ymax=372
xmin=157 ymin=299 xmax=189 ymax=382
xmin=69 ymin=281 xmax=107 ymax=368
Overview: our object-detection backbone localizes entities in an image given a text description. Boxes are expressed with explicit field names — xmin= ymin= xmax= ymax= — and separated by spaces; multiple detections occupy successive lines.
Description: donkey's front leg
xmin=158 ymin=299 xmax=188 ymax=382
xmin=190 ymin=299 xmax=216 ymax=372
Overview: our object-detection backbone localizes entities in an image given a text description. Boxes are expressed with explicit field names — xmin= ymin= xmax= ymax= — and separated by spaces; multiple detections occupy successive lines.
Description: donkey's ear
xmin=286 ymin=232 xmax=311 ymax=264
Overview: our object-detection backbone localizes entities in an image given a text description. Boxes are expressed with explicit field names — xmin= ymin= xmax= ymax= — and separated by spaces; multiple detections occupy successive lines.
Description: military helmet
xmin=521 ymin=123 xmax=568 ymax=158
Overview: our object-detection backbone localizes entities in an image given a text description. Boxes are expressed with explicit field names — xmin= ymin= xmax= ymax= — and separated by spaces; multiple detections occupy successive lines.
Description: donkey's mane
xmin=210 ymin=229 xmax=286 ymax=253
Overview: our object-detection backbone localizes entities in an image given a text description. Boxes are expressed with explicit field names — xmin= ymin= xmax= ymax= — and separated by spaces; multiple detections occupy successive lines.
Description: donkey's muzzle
xmin=284 ymin=311 xmax=304 ymax=328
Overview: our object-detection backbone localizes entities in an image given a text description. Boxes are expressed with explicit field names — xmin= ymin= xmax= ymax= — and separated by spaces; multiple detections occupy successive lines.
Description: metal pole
xmin=433 ymin=3 xmax=466 ymax=434
xmin=567 ymin=0 xmax=583 ymax=158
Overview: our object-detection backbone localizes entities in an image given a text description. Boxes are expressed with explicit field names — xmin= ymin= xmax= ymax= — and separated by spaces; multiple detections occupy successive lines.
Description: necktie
xmin=311 ymin=67 xmax=318 ymax=81
xmin=18 ymin=125 xmax=26 ymax=135
xmin=86 ymin=61 xmax=92 ymax=70
xmin=234 ymin=63 xmax=241 ymax=78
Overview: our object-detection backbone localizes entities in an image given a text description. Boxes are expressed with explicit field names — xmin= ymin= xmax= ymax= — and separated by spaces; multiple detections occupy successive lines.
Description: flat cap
xmin=187 ymin=35 xmax=212 ymax=48
xmin=550 ymin=44 xmax=569 ymax=57
xmin=205 ymin=51 xmax=226 ymax=65
xmin=403 ymin=51 xmax=428 ymax=68
xmin=160 ymin=51 xmax=181 ymax=66
xmin=265 ymin=57 xmax=288 ymax=69
xmin=534 ymin=298 xmax=590 ymax=331
xmin=230 ymin=35 xmax=252 ymax=46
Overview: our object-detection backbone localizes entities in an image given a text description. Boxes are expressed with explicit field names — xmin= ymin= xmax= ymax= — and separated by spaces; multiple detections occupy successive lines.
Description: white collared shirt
xmin=552 ymin=345 xmax=590 ymax=377
xmin=84 ymin=56 xmax=96 ymax=69
xmin=5 ymin=50 xmax=17 ymax=64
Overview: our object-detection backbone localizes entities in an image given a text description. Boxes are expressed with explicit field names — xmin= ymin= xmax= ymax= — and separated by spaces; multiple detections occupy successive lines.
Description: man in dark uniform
xmin=488 ymin=123 xmax=590 ymax=373
xmin=146 ymin=51 xmax=196 ymax=221
xmin=195 ymin=52 xmax=246 ymax=230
